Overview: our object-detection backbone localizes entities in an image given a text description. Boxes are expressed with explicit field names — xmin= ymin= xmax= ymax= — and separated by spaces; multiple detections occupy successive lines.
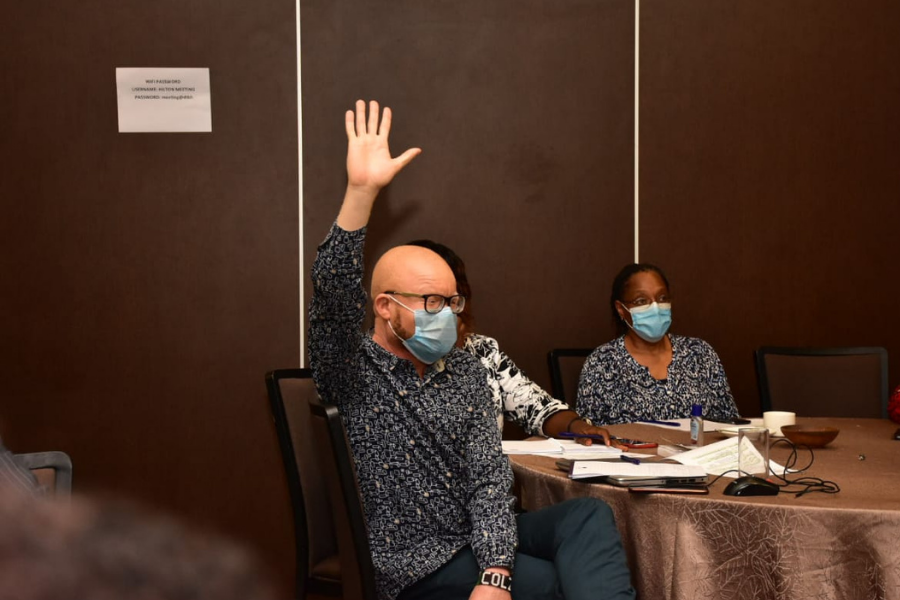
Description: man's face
xmin=371 ymin=245 xmax=459 ymax=359
xmin=386 ymin=281 xmax=458 ymax=341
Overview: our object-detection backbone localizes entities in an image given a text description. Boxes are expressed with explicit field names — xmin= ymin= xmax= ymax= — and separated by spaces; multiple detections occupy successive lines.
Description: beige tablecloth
xmin=510 ymin=418 xmax=900 ymax=600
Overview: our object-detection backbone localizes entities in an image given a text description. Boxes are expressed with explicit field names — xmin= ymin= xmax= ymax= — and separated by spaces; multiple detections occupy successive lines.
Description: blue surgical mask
xmin=624 ymin=302 xmax=672 ymax=343
xmin=388 ymin=297 xmax=458 ymax=364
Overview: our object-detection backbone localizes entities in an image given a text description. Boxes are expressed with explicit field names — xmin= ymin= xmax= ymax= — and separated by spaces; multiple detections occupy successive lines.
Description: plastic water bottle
xmin=690 ymin=404 xmax=704 ymax=446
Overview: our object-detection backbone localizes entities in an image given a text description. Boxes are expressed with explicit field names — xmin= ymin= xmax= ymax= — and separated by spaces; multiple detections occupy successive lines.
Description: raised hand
xmin=346 ymin=100 xmax=421 ymax=191
xmin=337 ymin=99 xmax=421 ymax=231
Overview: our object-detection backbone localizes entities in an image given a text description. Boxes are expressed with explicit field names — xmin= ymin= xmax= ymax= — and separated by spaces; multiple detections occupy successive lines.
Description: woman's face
xmin=615 ymin=270 xmax=671 ymax=326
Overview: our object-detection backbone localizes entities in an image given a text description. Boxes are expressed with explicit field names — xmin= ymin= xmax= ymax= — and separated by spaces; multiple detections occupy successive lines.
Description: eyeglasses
xmin=384 ymin=291 xmax=466 ymax=314
xmin=621 ymin=295 xmax=672 ymax=308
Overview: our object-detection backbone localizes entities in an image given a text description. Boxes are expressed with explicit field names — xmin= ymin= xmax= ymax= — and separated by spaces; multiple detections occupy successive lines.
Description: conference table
xmin=509 ymin=418 xmax=900 ymax=600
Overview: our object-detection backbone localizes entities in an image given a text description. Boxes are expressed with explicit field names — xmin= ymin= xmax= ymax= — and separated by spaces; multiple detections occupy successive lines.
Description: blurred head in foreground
xmin=0 ymin=490 xmax=276 ymax=600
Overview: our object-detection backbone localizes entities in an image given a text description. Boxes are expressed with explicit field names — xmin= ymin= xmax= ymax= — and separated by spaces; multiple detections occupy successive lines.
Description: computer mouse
xmin=723 ymin=476 xmax=780 ymax=496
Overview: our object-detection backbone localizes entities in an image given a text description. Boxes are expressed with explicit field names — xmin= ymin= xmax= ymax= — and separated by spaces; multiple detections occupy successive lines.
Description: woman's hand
xmin=567 ymin=418 xmax=622 ymax=448
xmin=544 ymin=411 xmax=624 ymax=448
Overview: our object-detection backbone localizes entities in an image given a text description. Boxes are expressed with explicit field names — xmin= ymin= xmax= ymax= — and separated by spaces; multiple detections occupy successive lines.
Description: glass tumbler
xmin=737 ymin=427 xmax=770 ymax=477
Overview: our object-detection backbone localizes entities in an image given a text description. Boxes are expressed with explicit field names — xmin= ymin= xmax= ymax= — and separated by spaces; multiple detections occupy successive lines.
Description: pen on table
xmin=638 ymin=419 xmax=680 ymax=427
xmin=620 ymin=455 xmax=641 ymax=465
xmin=558 ymin=432 xmax=607 ymax=443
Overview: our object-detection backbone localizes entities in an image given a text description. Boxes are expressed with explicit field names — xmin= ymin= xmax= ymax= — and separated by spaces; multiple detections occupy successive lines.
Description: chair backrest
xmin=266 ymin=369 xmax=340 ymax=599
xmin=755 ymin=346 xmax=889 ymax=418
xmin=547 ymin=348 xmax=594 ymax=406
xmin=13 ymin=451 xmax=73 ymax=498
xmin=308 ymin=396 xmax=378 ymax=600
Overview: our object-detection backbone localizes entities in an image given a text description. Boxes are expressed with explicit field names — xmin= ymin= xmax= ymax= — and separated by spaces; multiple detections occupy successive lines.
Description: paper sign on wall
xmin=116 ymin=68 xmax=212 ymax=133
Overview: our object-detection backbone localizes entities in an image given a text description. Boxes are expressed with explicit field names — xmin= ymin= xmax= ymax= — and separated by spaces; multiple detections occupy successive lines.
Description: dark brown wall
xmin=640 ymin=0 xmax=900 ymax=415
xmin=0 ymin=0 xmax=299 ymax=593
xmin=303 ymin=0 xmax=900 ymax=419
xmin=301 ymin=0 xmax=636 ymax=394
xmin=3 ymin=0 xmax=899 ymax=596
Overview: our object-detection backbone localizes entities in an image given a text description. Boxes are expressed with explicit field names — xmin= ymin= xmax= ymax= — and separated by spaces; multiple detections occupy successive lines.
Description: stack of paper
xmin=569 ymin=461 xmax=707 ymax=480
xmin=501 ymin=439 xmax=622 ymax=457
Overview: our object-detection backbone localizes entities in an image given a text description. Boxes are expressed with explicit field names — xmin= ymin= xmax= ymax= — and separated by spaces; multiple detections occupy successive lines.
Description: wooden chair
xmin=547 ymin=348 xmax=594 ymax=406
xmin=755 ymin=346 xmax=889 ymax=418
xmin=266 ymin=369 xmax=341 ymax=599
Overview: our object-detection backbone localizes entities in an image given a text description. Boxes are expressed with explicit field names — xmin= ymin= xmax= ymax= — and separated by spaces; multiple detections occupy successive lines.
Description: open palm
xmin=345 ymin=100 xmax=421 ymax=193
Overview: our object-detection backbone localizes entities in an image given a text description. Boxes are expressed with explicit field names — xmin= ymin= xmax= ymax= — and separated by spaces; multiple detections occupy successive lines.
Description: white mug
xmin=763 ymin=411 xmax=796 ymax=436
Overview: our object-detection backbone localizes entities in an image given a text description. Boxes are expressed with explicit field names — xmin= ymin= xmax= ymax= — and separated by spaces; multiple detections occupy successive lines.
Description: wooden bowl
xmin=780 ymin=425 xmax=840 ymax=448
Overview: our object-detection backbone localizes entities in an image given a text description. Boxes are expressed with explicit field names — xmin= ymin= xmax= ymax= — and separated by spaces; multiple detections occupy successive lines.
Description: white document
xmin=570 ymin=461 xmax=707 ymax=480
xmin=557 ymin=440 xmax=621 ymax=456
xmin=502 ymin=439 xmax=563 ymax=455
xmin=502 ymin=439 xmax=621 ymax=457
xmin=671 ymin=436 xmax=785 ymax=478
xmin=116 ymin=67 xmax=212 ymax=132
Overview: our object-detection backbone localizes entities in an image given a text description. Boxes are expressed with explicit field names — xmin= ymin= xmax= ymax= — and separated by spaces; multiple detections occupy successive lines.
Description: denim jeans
xmin=397 ymin=497 xmax=636 ymax=600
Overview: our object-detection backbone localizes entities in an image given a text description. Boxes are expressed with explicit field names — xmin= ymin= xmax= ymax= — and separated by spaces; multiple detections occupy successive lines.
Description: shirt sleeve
xmin=575 ymin=346 xmax=614 ymax=424
xmin=466 ymin=335 xmax=569 ymax=436
xmin=0 ymin=441 xmax=41 ymax=498
xmin=462 ymin=397 xmax=518 ymax=572
xmin=696 ymin=340 xmax=739 ymax=421
xmin=308 ymin=223 xmax=368 ymax=406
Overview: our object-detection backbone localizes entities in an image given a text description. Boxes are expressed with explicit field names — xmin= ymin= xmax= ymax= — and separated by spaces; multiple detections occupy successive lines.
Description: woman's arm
xmin=465 ymin=335 xmax=614 ymax=444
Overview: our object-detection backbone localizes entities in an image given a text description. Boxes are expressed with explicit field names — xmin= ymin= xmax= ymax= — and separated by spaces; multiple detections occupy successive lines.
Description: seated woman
xmin=576 ymin=263 xmax=739 ymax=425
xmin=407 ymin=239 xmax=614 ymax=444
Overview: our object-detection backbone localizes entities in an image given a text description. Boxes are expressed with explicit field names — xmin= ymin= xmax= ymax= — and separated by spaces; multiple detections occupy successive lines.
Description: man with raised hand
xmin=309 ymin=99 xmax=635 ymax=600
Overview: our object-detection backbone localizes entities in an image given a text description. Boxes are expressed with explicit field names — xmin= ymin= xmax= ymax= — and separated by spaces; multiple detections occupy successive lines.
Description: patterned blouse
xmin=576 ymin=334 xmax=739 ymax=425
xmin=464 ymin=334 xmax=570 ymax=436
xmin=309 ymin=224 xmax=517 ymax=600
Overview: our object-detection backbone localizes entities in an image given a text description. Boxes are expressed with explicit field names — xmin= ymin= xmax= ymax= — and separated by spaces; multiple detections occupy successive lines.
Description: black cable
xmin=707 ymin=469 xmax=742 ymax=488
xmin=766 ymin=438 xmax=840 ymax=497
xmin=706 ymin=439 xmax=840 ymax=496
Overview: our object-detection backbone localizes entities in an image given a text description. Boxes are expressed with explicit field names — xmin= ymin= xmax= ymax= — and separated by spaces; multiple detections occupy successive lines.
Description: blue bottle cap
xmin=691 ymin=404 xmax=703 ymax=417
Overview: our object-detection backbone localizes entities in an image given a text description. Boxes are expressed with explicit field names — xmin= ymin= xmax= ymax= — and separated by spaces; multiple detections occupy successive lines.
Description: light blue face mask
xmin=625 ymin=302 xmax=672 ymax=343
xmin=388 ymin=297 xmax=458 ymax=364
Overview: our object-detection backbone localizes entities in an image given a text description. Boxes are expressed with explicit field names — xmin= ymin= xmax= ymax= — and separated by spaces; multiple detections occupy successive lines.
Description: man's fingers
xmin=379 ymin=106 xmax=392 ymax=137
xmin=394 ymin=147 xmax=422 ymax=169
xmin=367 ymin=100 xmax=380 ymax=135
xmin=345 ymin=109 xmax=356 ymax=140
xmin=354 ymin=99 xmax=366 ymax=137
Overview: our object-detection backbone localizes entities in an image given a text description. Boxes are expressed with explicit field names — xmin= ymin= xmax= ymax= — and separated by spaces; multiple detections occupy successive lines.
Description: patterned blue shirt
xmin=309 ymin=224 xmax=517 ymax=600
xmin=576 ymin=334 xmax=739 ymax=425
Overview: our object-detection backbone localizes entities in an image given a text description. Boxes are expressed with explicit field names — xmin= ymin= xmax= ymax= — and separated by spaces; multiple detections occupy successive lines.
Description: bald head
xmin=372 ymin=245 xmax=457 ymax=299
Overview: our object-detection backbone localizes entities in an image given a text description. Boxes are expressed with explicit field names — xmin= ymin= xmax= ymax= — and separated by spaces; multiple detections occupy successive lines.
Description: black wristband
xmin=477 ymin=570 xmax=512 ymax=592
xmin=566 ymin=416 xmax=581 ymax=433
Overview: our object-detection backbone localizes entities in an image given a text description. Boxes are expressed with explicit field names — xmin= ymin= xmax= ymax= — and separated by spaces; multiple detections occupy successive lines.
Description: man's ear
xmin=373 ymin=294 xmax=392 ymax=320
